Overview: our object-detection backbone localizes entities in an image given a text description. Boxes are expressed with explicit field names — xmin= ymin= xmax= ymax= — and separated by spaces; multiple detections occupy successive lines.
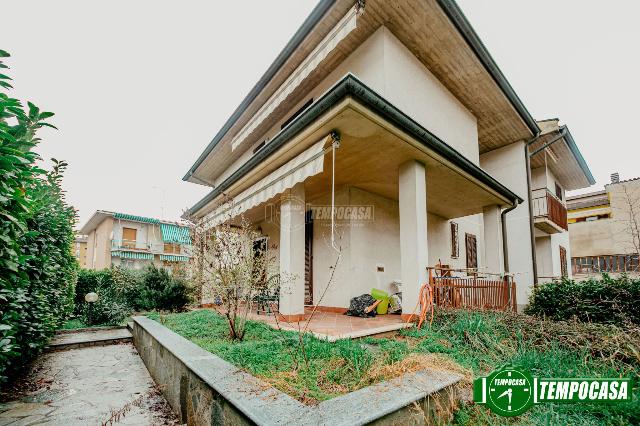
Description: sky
xmin=4 ymin=1 xmax=640 ymax=227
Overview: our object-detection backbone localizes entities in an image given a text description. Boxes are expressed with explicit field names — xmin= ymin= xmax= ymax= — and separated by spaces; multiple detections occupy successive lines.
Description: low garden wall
xmin=131 ymin=316 xmax=462 ymax=425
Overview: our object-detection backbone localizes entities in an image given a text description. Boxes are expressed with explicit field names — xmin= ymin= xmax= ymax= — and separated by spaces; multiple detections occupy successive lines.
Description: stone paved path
xmin=0 ymin=342 xmax=179 ymax=425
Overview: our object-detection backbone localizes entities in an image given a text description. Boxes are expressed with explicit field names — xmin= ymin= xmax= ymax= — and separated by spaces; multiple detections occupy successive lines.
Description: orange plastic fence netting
xmin=405 ymin=282 xmax=434 ymax=329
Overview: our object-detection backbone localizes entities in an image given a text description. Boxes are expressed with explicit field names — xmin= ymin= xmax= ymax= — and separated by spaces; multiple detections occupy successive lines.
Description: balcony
xmin=111 ymin=239 xmax=192 ymax=256
xmin=531 ymin=188 xmax=568 ymax=234
xmin=111 ymin=239 xmax=152 ymax=251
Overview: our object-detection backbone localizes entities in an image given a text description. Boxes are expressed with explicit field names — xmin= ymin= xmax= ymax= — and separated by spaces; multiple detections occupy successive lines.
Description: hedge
xmin=73 ymin=266 xmax=191 ymax=326
xmin=0 ymin=50 xmax=77 ymax=381
xmin=526 ymin=274 xmax=640 ymax=324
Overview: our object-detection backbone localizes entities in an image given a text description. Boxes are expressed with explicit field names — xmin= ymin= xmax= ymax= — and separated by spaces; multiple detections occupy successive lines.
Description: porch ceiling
xmin=199 ymin=99 xmax=517 ymax=222
xmin=184 ymin=0 xmax=537 ymax=185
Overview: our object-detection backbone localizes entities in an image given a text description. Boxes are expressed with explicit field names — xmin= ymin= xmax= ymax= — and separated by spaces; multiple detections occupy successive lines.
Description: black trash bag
xmin=345 ymin=294 xmax=377 ymax=317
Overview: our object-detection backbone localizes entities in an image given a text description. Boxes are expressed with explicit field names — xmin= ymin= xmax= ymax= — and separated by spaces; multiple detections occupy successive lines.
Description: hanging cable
xmin=330 ymin=131 xmax=341 ymax=254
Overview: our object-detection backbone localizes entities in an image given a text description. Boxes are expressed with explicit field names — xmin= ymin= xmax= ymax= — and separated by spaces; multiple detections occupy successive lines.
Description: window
xmin=450 ymin=222 xmax=459 ymax=258
xmin=280 ymin=98 xmax=313 ymax=130
xmin=164 ymin=243 xmax=180 ymax=254
xmin=465 ymin=233 xmax=477 ymax=272
xmin=559 ymin=246 xmax=568 ymax=277
xmin=122 ymin=227 xmax=137 ymax=248
xmin=555 ymin=183 xmax=563 ymax=200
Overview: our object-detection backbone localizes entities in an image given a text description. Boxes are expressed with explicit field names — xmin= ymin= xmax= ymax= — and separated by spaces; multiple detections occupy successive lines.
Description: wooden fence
xmin=428 ymin=268 xmax=516 ymax=311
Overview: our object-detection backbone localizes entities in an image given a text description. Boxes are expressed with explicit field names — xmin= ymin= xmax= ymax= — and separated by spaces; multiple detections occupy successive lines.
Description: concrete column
xmin=483 ymin=205 xmax=504 ymax=274
xmin=399 ymin=160 xmax=428 ymax=319
xmin=278 ymin=182 xmax=306 ymax=321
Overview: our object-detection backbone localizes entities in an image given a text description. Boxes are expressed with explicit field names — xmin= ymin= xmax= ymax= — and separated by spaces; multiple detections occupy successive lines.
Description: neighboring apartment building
xmin=80 ymin=211 xmax=192 ymax=271
xmin=72 ymin=234 xmax=88 ymax=268
xmin=568 ymin=174 xmax=640 ymax=276
xmin=529 ymin=119 xmax=594 ymax=282
xmin=182 ymin=0 xmax=593 ymax=316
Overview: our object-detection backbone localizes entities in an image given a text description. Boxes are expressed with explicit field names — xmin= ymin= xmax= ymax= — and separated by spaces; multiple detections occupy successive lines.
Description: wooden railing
xmin=428 ymin=268 xmax=517 ymax=311
xmin=532 ymin=188 xmax=568 ymax=231
xmin=572 ymin=254 xmax=640 ymax=275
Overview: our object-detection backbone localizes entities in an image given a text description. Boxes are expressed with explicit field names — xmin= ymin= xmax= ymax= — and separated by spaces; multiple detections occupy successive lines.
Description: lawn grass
xmin=148 ymin=309 xmax=639 ymax=424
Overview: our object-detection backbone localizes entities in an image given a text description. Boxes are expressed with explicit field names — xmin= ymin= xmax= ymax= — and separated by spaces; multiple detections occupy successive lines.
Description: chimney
xmin=611 ymin=172 xmax=620 ymax=184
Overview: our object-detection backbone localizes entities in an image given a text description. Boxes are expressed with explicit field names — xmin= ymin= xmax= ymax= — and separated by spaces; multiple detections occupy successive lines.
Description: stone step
xmin=46 ymin=327 xmax=132 ymax=351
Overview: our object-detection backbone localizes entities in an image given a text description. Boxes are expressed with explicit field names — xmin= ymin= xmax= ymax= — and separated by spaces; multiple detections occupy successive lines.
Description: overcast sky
xmin=4 ymin=1 xmax=639 ymax=227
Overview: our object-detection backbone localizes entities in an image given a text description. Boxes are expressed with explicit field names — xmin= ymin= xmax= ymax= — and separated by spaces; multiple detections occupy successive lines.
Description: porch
xmin=199 ymin=76 xmax=522 ymax=323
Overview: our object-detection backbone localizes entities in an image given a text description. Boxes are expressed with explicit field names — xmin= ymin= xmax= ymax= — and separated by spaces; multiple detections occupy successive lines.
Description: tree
xmin=189 ymin=207 xmax=281 ymax=341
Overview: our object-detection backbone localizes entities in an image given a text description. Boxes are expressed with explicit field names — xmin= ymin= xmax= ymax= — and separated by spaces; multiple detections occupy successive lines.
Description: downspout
xmin=524 ymin=132 xmax=540 ymax=286
xmin=524 ymin=147 xmax=539 ymax=286
xmin=525 ymin=127 xmax=567 ymax=287
xmin=500 ymin=200 xmax=519 ymax=273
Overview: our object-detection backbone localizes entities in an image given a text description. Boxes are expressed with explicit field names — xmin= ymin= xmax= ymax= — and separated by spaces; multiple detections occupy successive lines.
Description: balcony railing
xmin=111 ymin=239 xmax=151 ymax=251
xmin=111 ymin=239 xmax=192 ymax=256
xmin=532 ymin=188 xmax=568 ymax=232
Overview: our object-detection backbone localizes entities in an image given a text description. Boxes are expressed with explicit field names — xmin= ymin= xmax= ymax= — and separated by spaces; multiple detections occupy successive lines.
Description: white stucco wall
xmin=256 ymin=185 xmax=493 ymax=309
xmin=532 ymin=165 xmax=565 ymax=200
xmin=217 ymin=26 xmax=480 ymax=186
xmin=480 ymin=141 xmax=534 ymax=308
xmin=535 ymin=232 xmax=571 ymax=281
xmin=427 ymin=213 xmax=484 ymax=271
xmin=86 ymin=217 xmax=114 ymax=270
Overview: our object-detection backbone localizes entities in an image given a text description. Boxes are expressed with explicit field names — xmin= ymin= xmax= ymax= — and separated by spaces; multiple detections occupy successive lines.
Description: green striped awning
xmin=113 ymin=212 xmax=160 ymax=224
xmin=160 ymin=223 xmax=191 ymax=244
xmin=111 ymin=251 xmax=154 ymax=260
xmin=160 ymin=254 xmax=190 ymax=262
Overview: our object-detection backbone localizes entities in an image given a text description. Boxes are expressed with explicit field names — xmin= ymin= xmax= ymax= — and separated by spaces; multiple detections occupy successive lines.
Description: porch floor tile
xmin=246 ymin=308 xmax=411 ymax=341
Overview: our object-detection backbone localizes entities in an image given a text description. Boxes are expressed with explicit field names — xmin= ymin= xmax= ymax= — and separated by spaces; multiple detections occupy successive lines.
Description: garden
xmin=147 ymin=274 xmax=640 ymax=425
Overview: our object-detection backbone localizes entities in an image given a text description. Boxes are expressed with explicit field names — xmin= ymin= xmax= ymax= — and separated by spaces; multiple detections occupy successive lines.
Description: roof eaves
xmin=184 ymin=0 xmax=541 ymax=184
xmin=561 ymin=126 xmax=596 ymax=185
xmin=436 ymin=0 xmax=539 ymax=137
xmin=182 ymin=0 xmax=337 ymax=182
xmin=186 ymin=74 xmax=523 ymax=217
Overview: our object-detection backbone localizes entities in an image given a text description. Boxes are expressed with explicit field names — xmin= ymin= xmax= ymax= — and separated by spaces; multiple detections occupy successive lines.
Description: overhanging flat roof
xmin=186 ymin=74 xmax=522 ymax=217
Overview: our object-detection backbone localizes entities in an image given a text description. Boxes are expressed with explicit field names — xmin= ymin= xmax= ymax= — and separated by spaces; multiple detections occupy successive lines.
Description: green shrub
xmin=133 ymin=265 xmax=191 ymax=312
xmin=75 ymin=268 xmax=138 ymax=325
xmin=73 ymin=266 xmax=191 ymax=326
xmin=526 ymin=274 xmax=640 ymax=324
xmin=0 ymin=50 xmax=77 ymax=381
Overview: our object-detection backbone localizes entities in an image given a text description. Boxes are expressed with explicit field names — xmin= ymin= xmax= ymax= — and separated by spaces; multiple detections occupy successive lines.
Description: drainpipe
xmin=524 ymin=150 xmax=539 ymax=286
xmin=500 ymin=200 xmax=519 ymax=273
xmin=524 ymin=133 xmax=540 ymax=286
xmin=525 ymin=127 xmax=567 ymax=287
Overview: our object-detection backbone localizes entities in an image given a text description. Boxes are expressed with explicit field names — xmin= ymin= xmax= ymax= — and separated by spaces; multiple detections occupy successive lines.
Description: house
xmin=79 ymin=210 xmax=192 ymax=271
xmin=72 ymin=233 xmax=88 ymax=268
xmin=528 ymin=119 xmax=595 ymax=281
xmin=182 ymin=0 xmax=593 ymax=317
xmin=568 ymin=174 xmax=640 ymax=276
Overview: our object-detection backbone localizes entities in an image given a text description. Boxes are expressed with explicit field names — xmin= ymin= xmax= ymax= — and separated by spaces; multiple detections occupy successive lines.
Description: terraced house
xmin=183 ymin=0 xmax=593 ymax=316
xmin=80 ymin=210 xmax=192 ymax=271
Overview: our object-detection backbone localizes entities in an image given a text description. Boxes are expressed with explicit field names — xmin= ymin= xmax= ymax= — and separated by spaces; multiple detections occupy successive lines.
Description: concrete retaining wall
xmin=132 ymin=316 xmax=461 ymax=425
